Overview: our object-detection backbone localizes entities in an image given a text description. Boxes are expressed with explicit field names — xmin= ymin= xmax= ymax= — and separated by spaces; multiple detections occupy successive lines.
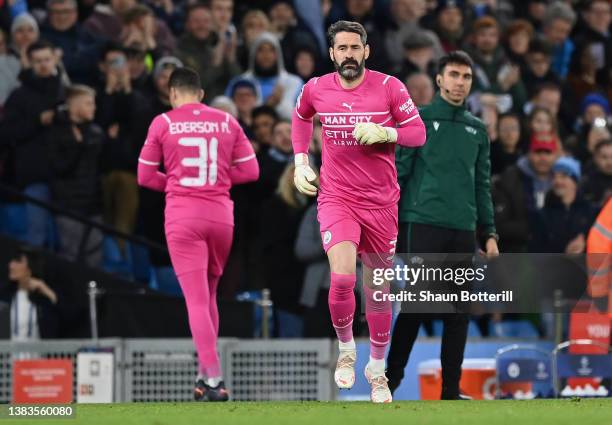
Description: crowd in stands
xmin=0 ymin=0 xmax=610 ymax=338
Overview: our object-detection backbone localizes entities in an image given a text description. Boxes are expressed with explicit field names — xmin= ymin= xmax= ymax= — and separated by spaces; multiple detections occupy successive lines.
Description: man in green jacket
xmin=387 ymin=51 xmax=499 ymax=399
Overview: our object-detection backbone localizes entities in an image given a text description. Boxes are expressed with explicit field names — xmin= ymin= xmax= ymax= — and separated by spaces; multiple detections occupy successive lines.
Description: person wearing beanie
xmin=567 ymin=92 xmax=611 ymax=161
xmin=10 ymin=12 xmax=39 ymax=66
xmin=552 ymin=156 xmax=582 ymax=183
xmin=580 ymin=92 xmax=611 ymax=124
xmin=532 ymin=156 xmax=598 ymax=253
xmin=10 ymin=13 xmax=39 ymax=41
xmin=225 ymin=31 xmax=302 ymax=120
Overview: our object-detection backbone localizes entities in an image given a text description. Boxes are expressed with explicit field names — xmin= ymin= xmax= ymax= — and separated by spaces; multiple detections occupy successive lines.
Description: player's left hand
xmin=353 ymin=122 xmax=397 ymax=145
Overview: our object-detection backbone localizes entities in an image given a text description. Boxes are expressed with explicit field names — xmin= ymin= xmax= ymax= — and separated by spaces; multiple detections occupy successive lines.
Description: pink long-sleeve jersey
xmin=137 ymin=103 xmax=258 ymax=226
xmin=292 ymin=69 xmax=426 ymax=208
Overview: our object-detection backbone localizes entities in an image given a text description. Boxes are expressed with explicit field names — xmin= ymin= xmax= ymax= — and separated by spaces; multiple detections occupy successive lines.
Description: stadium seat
xmin=495 ymin=345 xmax=554 ymax=399
xmin=553 ymin=339 xmax=612 ymax=398
xmin=152 ymin=266 xmax=182 ymax=296
xmin=0 ymin=203 xmax=27 ymax=241
xmin=102 ymin=236 xmax=133 ymax=279
xmin=129 ymin=243 xmax=152 ymax=283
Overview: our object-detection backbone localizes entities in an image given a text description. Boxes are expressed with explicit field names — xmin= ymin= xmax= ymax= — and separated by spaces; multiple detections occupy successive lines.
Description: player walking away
xmin=388 ymin=51 xmax=499 ymax=399
xmin=291 ymin=20 xmax=426 ymax=403
xmin=137 ymin=68 xmax=259 ymax=402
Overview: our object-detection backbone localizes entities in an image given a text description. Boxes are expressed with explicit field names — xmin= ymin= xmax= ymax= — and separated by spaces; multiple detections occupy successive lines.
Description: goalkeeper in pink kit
xmin=292 ymin=21 xmax=426 ymax=403
xmin=137 ymin=68 xmax=259 ymax=401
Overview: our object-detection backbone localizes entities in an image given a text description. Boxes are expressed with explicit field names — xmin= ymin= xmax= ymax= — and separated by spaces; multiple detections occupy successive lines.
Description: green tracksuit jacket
xmin=396 ymin=92 xmax=496 ymax=235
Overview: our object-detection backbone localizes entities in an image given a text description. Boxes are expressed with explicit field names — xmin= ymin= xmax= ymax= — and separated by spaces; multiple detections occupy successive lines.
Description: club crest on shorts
xmin=323 ymin=230 xmax=332 ymax=245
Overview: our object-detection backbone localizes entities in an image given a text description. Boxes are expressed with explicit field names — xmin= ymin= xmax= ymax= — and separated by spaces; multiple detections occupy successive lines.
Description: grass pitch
xmin=3 ymin=399 xmax=612 ymax=425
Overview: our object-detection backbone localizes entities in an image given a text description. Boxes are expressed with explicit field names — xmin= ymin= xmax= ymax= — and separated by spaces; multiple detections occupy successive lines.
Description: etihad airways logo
xmin=319 ymin=111 xmax=391 ymax=147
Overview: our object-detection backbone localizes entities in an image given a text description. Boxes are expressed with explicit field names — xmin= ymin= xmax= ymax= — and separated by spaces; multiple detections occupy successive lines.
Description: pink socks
xmin=328 ymin=272 xmax=356 ymax=343
xmin=363 ymin=284 xmax=392 ymax=360
xmin=328 ymin=273 xmax=392 ymax=361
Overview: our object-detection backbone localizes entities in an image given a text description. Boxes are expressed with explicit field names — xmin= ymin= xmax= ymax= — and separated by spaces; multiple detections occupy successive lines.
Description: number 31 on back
xmin=179 ymin=137 xmax=219 ymax=186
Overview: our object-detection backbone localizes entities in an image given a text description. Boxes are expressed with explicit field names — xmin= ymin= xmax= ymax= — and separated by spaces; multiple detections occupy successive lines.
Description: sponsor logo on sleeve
xmin=399 ymin=98 xmax=415 ymax=114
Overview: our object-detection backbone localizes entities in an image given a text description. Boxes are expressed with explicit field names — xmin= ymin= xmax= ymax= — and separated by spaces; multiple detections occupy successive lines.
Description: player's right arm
xmin=137 ymin=115 xmax=168 ymax=192
xmin=229 ymin=116 xmax=259 ymax=185
xmin=292 ymin=79 xmax=318 ymax=196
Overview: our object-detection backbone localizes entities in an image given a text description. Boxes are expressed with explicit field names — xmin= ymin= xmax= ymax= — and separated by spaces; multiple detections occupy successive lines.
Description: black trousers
xmin=387 ymin=222 xmax=476 ymax=398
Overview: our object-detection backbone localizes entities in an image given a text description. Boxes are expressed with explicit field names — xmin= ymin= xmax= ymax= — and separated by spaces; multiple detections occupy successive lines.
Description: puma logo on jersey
xmin=433 ymin=121 xmax=440 ymax=131
xmin=341 ymin=102 xmax=354 ymax=112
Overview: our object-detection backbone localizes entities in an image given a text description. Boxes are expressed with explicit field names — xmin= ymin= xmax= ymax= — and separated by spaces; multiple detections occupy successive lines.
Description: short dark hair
xmin=27 ymin=39 xmax=55 ymax=58
xmin=168 ymin=67 xmax=201 ymax=93
xmin=185 ymin=2 xmax=211 ymax=21
xmin=327 ymin=20 xmax=367 ymax=47
xmin=534 ymin=81 xmax=561 ymax=96
xmin=252 ymin=104 xmax=278 ymax=122
xmin=528 ymin=38 xmax=553 ymax=56
xmin=99 ymin=41 xmax=125 ymax=62
xmin=438 ymin=50 xmax=474 ymax=75
xmin=11 ymin=245 xmax=45 ymax=280
xmin=272 ymin=119 xmax=291 ymax=133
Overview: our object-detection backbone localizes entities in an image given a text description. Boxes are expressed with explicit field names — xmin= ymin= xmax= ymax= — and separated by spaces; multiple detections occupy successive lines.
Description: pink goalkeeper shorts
xmin=317 ymin=198 xmax=398 ymax=268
